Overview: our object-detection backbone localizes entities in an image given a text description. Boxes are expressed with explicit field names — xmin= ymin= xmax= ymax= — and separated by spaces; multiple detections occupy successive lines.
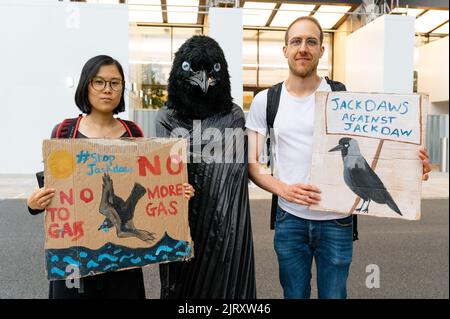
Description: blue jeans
xmin=274 ymin=206 xmax=353 ymax=299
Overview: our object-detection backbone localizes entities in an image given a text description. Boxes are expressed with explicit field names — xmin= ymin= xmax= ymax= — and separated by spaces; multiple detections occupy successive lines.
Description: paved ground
xmin=0 ymin=198 xmax=447 ymax=299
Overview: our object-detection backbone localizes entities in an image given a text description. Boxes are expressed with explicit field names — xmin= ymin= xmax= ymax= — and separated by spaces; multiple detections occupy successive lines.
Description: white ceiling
xmin=84 ymin=0 xmax=449 ymax=34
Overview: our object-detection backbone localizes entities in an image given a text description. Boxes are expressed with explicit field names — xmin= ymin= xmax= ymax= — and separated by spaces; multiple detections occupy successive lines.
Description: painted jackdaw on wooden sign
xmin=329 ymin=137 xmax=402 ymax=216
xmin=310 ymin=92 xmax=428 ymax=220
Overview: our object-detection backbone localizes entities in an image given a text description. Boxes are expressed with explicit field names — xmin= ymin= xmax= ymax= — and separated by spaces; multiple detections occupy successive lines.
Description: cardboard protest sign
xmin=43 ymin=138 xmax=193 ymax=280
xmin=310 ymin=92 xmax=428 ymax=220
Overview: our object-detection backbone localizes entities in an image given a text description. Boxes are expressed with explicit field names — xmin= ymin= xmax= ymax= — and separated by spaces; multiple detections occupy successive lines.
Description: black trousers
xmin=48 ymin=268 xmax=146 ymax=299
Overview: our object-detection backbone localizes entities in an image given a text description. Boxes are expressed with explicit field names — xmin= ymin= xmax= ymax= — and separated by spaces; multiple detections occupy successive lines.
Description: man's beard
xmin=288 ymin=58 xmax=319 ymax=78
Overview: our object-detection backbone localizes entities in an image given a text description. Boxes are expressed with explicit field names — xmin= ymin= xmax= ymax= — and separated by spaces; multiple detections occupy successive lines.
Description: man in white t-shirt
xmin=246 ymin=16 xmax=431 ymax=299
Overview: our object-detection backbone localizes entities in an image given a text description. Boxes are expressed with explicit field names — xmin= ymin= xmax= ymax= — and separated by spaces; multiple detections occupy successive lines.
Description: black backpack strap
xmin=266 ymin=82 xmax=283 ymax=133
xmin=325 ymin=77 xmax=358 ymax=241
xmin=266 ymin=82 xmax=283 ymax=167
xmin=353 ymin=214 xmax=359 ymax=241
xmin=266 ymin=82 xmax=283 ymax=230
xmin=325 ymin=76 xmax=347 ymax=92
xmin=55 ymin=115 xmax=82 ymax=138
xmin=118 ymin=119 xmax=144 ymax=137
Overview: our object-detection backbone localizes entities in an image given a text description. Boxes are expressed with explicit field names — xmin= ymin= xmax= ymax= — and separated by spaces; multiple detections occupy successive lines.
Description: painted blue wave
xmin=98 ymin=254 xmax=119 ymax=262
xmin=63 ymin=256 xmax=81 ymax=267
xmin=155 ymin=245 xmax=173 ymax=255
xmin=119 ymin=254 xmax=134 ymax=263
xmin=45 ymin=233 xmax=191 ymax=280
xmin=50 ymin=267 xmax=65 ymax=277
xmin=87 ymin=260 xmax=99 ymax=268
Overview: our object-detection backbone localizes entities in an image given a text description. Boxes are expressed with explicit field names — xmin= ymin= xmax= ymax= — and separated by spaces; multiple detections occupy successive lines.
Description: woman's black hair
xmin=75 ymin=55 xmax=126 ymax=114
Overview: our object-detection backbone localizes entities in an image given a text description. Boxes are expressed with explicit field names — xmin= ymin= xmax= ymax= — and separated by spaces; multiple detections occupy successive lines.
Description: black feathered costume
xmin=156 ymin=35 xmax=256 ymax=299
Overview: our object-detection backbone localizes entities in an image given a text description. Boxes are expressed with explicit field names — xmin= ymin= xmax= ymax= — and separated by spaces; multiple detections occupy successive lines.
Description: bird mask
xmin=166 ymin=35 xmax=233 ymax=119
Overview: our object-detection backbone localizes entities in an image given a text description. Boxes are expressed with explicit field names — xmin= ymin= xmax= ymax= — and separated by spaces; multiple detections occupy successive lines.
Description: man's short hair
xmin=284 ymin=16 xmax=324 ymax=45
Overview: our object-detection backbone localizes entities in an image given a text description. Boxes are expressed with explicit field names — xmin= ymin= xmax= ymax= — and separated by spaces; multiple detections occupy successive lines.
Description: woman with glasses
xmin=27 ymin=55 xmax=195 ymax=299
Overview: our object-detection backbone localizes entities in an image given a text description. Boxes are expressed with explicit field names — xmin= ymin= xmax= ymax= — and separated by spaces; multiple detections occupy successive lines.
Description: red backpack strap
xmin=56 ymin=115 xmax=82 ymax=139
xmin=55 ymin=119 xmax=68 ymax=138
xmin=117 ymin=118 xmax=144 ymax=137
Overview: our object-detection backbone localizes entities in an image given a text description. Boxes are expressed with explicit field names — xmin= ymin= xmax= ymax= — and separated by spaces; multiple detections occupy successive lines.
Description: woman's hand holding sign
xmin=27 ymin=188 xmax=55 ymax=211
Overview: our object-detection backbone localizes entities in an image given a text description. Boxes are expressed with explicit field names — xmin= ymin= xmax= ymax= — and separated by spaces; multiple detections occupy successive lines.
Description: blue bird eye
xmin=344 ymin=144 xmax=349 ymax=147
xmin=213 ymin=63 xmax=221 ymax=72
xmin=182 ymin=61 xmax=191 ymax=72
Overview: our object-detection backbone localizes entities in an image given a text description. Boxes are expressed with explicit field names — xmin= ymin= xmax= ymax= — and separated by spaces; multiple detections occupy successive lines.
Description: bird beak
xmin=188 ymin=70 xmax=214 ymax=93
xmin=329 ymin=144 xmax=343 ymax=152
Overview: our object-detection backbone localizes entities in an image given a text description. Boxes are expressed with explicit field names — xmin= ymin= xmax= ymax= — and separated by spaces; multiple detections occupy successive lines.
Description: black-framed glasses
xmin=90 ymin=76 xmax=124 ymax=92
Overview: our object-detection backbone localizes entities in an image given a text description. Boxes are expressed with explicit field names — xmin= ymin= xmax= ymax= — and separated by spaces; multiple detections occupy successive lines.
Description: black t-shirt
xmin=50 ymin=123 xmax=130 ymax=139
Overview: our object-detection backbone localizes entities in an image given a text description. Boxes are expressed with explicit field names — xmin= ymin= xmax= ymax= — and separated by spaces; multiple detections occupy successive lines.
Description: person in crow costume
xmin=155 ymin=35 xmax=256 ymax=299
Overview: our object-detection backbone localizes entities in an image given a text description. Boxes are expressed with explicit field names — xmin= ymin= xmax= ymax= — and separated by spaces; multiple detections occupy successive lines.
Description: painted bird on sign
xmin=329 ymin=137 xmax=402 ymax=216
xmin=98 ymin=173 xmax=155 ymax=243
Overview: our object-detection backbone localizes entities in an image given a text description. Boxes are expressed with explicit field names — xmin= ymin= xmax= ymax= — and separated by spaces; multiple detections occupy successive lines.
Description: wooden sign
xmin=43 ymin=138 xmax=193 ymax=280
xmin=310 ymin=92 xmax=428 ymax=220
